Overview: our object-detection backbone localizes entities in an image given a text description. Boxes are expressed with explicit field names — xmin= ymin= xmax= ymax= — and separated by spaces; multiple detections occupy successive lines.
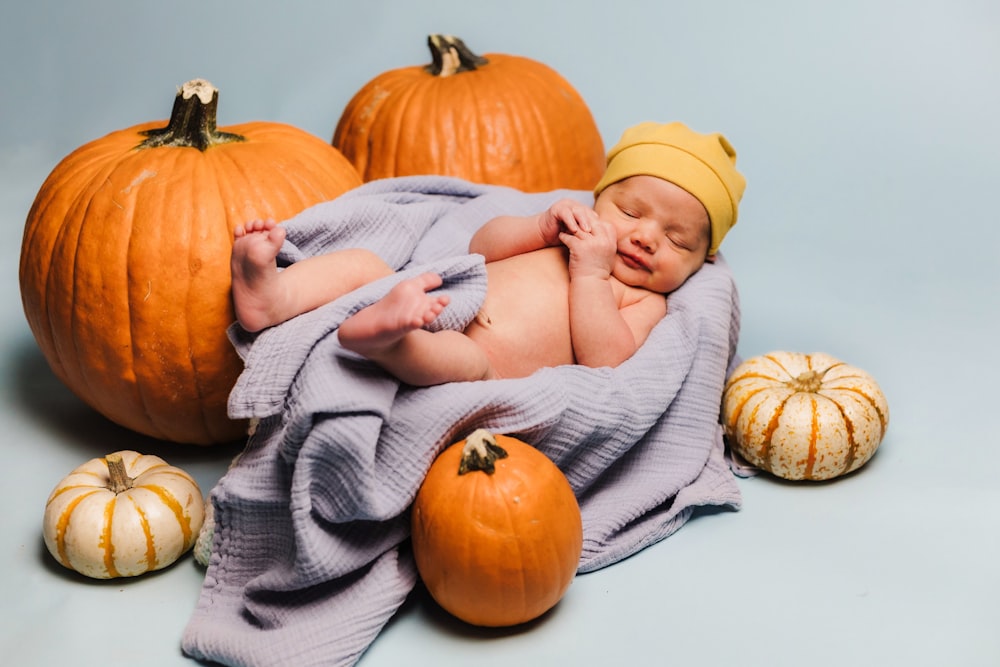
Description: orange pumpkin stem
xmin=137 ymin=78 xmax=245 ymax=151
xmin=424 ymin=34 xmax=489 ymax=77
xmin=458 ymin=429 xmax=509 ymax=475
xmin=105 ymin=453 xmax=134 ymax=494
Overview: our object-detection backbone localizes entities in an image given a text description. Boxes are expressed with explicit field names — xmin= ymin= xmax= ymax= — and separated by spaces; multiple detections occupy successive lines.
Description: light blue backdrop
xmin=1 ymin=1 xmax=997 ymax=666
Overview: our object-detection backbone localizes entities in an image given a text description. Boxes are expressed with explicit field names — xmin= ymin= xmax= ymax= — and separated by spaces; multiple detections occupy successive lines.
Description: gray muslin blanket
xmin=181 ymin=176 xmax=743 ymax=666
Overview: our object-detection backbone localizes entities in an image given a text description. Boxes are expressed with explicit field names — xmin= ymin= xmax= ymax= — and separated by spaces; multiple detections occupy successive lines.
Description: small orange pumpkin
xmin=42 ymin=451 xmax=205 ymax=579
xmin=411 ymin=429 xmax=583 ymax=627
xmin=722 ymin=351 xmax=890 ymax=481
xmin=333 ymin=34 xmax=606 ymax=192
xmin=19 ymin=79 xmax=362 ymax=445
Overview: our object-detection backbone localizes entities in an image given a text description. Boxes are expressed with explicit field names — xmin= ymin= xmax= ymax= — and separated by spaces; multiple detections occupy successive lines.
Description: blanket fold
xmin=182 ymin=175 xmax=743 ymax=667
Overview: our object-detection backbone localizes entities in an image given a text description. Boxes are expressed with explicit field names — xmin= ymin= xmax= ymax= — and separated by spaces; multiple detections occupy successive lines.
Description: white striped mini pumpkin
xmin=43 ymin=450 xmax=205 ymax=578
xmin=722 ymin=352 xmax=889 ymax=481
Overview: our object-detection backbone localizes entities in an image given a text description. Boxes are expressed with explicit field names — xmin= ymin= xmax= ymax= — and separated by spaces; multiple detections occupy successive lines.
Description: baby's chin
xmin=614 ymin=264 xmax=693 ymax=296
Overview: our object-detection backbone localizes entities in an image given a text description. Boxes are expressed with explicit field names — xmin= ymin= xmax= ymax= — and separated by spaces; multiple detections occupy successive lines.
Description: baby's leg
xmin=339 ymin=273 xmax=495 ymax=386
xmin=231 ymin=220 xmax=393 ymax=332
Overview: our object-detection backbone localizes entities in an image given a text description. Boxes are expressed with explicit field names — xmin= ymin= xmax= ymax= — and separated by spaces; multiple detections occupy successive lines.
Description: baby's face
xmin=594 ymin=175 xmax=712 ymax=294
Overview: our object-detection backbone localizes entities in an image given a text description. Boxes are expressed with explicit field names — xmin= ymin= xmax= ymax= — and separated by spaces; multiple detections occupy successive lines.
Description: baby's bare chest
xmin=482 ymin=247 xmax=572 ymax=320
xmin=464 ymin=247 xmax=634 ymax=378
xmin=463 ymin=249 xmax=572 ymax=376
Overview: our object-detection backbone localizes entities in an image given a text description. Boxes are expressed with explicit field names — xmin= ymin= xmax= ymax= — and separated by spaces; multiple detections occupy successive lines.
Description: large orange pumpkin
xmin=333 ymin=34 xmax=606 ymax=192
xmin=411 ymin=429 xmax=583 ymax=627
xmin=19 ymin=79 xmax=362 ymax=445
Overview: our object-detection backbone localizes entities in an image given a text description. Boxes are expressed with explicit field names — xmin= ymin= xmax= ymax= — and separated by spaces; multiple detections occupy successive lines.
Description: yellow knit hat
xmin=594 ymin=121 xmax=746 ymax=255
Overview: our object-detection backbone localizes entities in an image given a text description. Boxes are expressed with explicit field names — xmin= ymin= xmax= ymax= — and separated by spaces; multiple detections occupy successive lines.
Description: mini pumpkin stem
xmin=424 ymin=34 xmax=489 ymax=77
xmin=137 ymin=78 xmax=245 ymax=151
xmin=788 ymin=369 xmax=825 ymax=393
xmin=458 ymin=429 xmax=509 ymax=475
xmin=105 ymin=453 xmax=134 ymax=494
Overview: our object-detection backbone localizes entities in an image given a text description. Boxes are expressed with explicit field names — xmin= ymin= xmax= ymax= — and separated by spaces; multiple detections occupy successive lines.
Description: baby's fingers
xmin=557 ymin=230 xmax=578 ymax=248
xmin=568 ymin=207 xmax=597 ymax=234
xmin=551 ymin=201 xmax=595 ymax=234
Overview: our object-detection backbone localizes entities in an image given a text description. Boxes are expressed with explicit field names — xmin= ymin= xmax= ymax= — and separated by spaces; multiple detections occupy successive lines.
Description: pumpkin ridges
xmin=67 ymin=165 xmax=137 ymax=421
xmin=492 ymin=61 xmax=535 ymax=183
xmin=724 ymin=370 xmax=782 ymax=392
xmin=818 ymin=362 xmax=846 ymax=377
xmin=759 ymin=392 xmax=792 ymax=472
xmin=47 ymin=483 xmax=99 ymax=500
xmin=479 ymin=467 xmax=525 ymax=621
xmin=139 ymin=484 xmax=197 ymax=545
xmin=176 ymin=148 xmax=233 ymax=441
xmin=464 ymin=448 xmax=557 ymax=624
xmin=126 ymin=496 xmax=159 ymax=571
xmin=452 ymin=60 xmax=491 ymax=183
xmin=516 ymin=60 xmax=596 ymax=187
xmin=735 ymin=387 xmax=775 ymax=468
xmin=20 ymin=129 xmax=140 ymax=269
xmin=501 ymin=55 xmax=602 ymax=188
xmin=36 ymin=148 xmax=133 ymax=406
xmin=821 ymin=387 xmax=885 ymax=473
xmin=183 ymin=153 xmax=222 ymax=420
xmin=804 ymin=395 xmax=820 ymax=479
xmin=119 ymin=486 xmax=191 ymax=571
xmin=722 ymin=382 xmax=764 ymax=433
xmin=146 ymin=149 xmax=212 ymax=436
xmin=827 ymin=397 xmax=859 ymax=475
xmin=137 ymin=466 xmax=195 ymax=483
xmin=101 ymin=496 xmax=120 ymax=578
xmin=409 ymin=75 xmax=439 ymax=178
xmin=121 ymin=146 xmax=186 ymax=439
xmin=861 ymin=389 xmax=889 ymax=438
xmin=390 ymin=72 xmax=434 ymax=178
xmin=333 ymin=72 xmax=409 ymax=175
xmin=458 ymin=73 xmax=490 ymax=183
xmin=186 ymin=144 xmax=269 ymax=440
xmin=51 ymin=489 xmax=97 ymax=568
xmin=216 ymin=122 xmax=361 ymax=209
xmin=454 ymin=71 xmax=487 ymax=175
xmin=530 ymin=55 xmax=602 ymax=186
xmin=387 ymin=74 xmax=436 ymax=179
xmin=762 ymin=352 xmax=795 ymax=380
xmin=822 ymin=382 xmax=889 ymax=440
xmin=515 ymin=457 xmax=581 ymax=619
xmin=414 ymin=443 xmax=467 ymax=612
xmin=489 ymin=461 xmax=544 ymax=617
xmin=49 ymin=144 xmax=161 ymax=435
xmin=344 ymin=72 xmax=396 ymax=181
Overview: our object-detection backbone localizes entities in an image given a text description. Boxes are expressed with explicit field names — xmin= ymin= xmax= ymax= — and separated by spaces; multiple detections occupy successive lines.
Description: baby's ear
xmin=705 ymin=254 xmax=717 ymax=264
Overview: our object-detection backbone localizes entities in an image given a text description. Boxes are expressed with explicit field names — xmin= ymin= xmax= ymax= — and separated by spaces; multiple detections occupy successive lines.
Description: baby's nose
xmin=631 ymin=230 xmax=655 ymax=252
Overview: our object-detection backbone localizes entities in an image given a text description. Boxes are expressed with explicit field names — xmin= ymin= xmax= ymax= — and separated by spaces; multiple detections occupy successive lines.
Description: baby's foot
xmin=230 ymin=220 xmax=287 ymax=332
xmin=339 ymin=273 xmax=450 ymax=357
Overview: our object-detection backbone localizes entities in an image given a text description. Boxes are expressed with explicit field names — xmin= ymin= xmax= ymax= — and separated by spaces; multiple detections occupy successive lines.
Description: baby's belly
xmin=464 ymin=248 xmax=575 ymax=378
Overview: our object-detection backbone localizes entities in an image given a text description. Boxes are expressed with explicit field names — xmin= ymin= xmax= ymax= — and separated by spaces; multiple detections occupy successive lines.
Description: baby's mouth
xmin=619 ymin=251 xmax=648 ymax=271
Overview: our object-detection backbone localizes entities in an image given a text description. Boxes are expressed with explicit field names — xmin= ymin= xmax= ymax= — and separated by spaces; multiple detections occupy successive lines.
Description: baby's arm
xmin=469 ymin=199 xmax=598 ymax=262
xmin=561 ymin=221 xmax=664 ymax=367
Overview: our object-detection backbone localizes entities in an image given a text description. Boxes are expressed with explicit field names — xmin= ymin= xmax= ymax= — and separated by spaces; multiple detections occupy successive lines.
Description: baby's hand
xmin=559 ymin=218 xmax=617 ymax=280
xmin=538 ymin=199 xmax=599 ymax=247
